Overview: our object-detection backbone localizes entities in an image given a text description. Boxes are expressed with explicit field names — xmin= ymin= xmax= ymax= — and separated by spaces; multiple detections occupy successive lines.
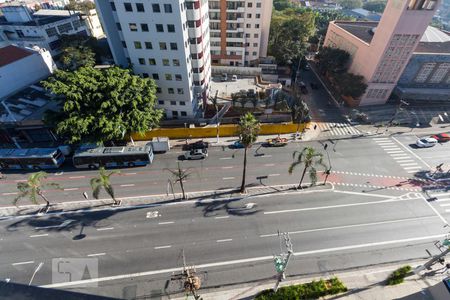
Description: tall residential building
xmin=208 ymin=0 xmax=272 ymax=66
xmin=323 ymin=0 xmax=440 ymax=106
xmin=95 ymin=0 xmax=211 ymax=119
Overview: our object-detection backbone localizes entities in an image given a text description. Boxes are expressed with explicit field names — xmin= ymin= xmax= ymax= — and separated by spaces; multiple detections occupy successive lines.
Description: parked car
xmin=304 ymin=64 xmax=310 ymax=71
xmin=265 ymin=137 xmax=288 ymax=147
xmin=230 ymin=141 xmax=244 ymax=149
xmin=431 ymin=133 xmax=450 ymax=143
xmin=231 ymin=75 xmax=238 ymax=81
xmin=416 ymin=137 xmax=438 ymax=148
xmin=221 ymin=73 xmax=228 ymax=81
xmin=183 ymin=140 xmax=209 ymax=151
xmin=183 ymin=149 xmax=208 ymax=160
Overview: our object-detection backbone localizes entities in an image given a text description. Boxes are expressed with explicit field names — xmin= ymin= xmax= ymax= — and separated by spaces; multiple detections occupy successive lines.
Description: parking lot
xmin=210 ymin=76 xmax=259 ymax=98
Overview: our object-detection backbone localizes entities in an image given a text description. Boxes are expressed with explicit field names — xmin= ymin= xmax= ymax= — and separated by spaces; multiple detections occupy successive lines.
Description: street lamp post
xmin=385 ymin=99 xmax=409 ymax=132
xmin=323 ymin=143 xmax=332 ymax=185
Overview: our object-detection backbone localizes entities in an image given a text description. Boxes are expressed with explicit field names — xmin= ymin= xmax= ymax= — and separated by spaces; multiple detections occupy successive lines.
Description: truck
xmin=150 ymin=137 xmax=170 ymax=153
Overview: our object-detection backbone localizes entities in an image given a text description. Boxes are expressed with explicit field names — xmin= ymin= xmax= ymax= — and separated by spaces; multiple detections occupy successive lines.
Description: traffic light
xmin=274 ymin=256 xmax=285 ymax=273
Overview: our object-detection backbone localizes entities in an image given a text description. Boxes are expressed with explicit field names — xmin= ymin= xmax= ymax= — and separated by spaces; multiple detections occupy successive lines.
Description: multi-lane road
xmin=1 ymin=135 xmax=450 ymax=299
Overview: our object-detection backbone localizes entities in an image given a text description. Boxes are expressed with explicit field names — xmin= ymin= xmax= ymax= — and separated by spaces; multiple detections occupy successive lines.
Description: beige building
xmin=208 ymin=0 xmax=272 ymax=66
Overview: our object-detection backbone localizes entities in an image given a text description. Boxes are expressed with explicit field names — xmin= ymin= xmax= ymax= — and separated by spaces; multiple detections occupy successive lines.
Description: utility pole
xmin=323 ymin=143 xmax=332 ymax=184
xmin=212 ymin=90 xmax=220 ymax=144
xmin=385 ymin=99 xmax=409 ymax=133
xmin=415 ymin=236 xmax=450 ymax=275
xmin=273 ymin=232 xmax=294 ymax=292
xmin=171 ymin=250 xmax=203 ymax=300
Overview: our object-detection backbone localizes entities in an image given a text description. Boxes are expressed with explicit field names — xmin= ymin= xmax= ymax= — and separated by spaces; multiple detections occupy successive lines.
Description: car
xmin=231 ymin=74 xmax=238 ymax=81
xmin=230 ymin=141 xmax=244 ymax=149
xmin=265 ymin=137 xmax=288 ymax=147
xmin=221 ymin=73 xmax=228 ymax=81
xmin=310 ymin=83 xmax=319 ymax=90
xmin=431 ymin=133 xmax=450 ymax=143
xmin=183 ymin=149 xmax=208 ymax=160
xmin=416 ymin=137 xmax=438 ymax=148
xmin=183 ymin=140 xmax=209 ymax=150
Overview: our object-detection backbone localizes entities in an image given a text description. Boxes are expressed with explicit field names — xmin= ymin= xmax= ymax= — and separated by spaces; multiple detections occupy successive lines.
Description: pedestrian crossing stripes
xmin=429 ymin=192 xmax=450 ymax=214
xmin=318 ymin=122 xmax=361 ymax=137
xmin=373 ymin=138 xmax=423 ymax=174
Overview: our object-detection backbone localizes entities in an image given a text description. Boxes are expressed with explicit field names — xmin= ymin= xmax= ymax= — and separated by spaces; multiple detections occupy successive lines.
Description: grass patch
xmin=386 ymin=265 xmax=412 ymax=285
xmin=255 ymin=277 xmax=347 ymax=300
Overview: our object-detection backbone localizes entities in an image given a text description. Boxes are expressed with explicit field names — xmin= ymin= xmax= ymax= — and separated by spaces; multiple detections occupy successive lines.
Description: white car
xmin=416 ymin=137 xmax=438 ymax=148
xmin=183 ymin=149 xmax=208 ymax=160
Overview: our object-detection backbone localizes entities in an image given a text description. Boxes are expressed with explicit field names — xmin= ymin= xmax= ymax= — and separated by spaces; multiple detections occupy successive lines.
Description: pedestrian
xmin=313 ymin=124 xmax=317 ymax=130
xmin=83 ymin=192 xmax=89 ymax=200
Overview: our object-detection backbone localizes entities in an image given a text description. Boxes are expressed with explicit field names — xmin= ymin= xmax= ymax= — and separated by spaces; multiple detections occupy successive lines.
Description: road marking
xmin=390 ymin=153 xmax=408 ymax=157
xmin=12 ymin=261 xmax=34 ymax=266
xmin=400 ymin=163 xmax=418 ymax=166
xmin=158 ymin=221 xmax=174 ymax=225
xmin=391 ymin=137 xmax=432 ymax=169
xmin=387 ymin=151 xmax=405 ymax=154
xmin=223 ymin=177 xmax=235 ymax=180
xmin=264 ymin=197 xmax=418 ymax=215
xmin=2 ymin=192 xmax=18 ymax=195
xmin=154 ymin=245 xmax=172 ymax=249
xmin=146 ymin=211 xmax=160 ymax=218
xmin=264 ymin=164 xmax=275 ymax=167
xmin=258 ymin=155 xmax=272 ymax=158
xmin=15 ymin=180 xmax=27 ymax=182
xmin=373 ymin=138 xmax=390 ymax=141
xmin=35 ymin=219 xmax=74 ymax=230
xmin=124 ymin=172 xmax=137 ymax=175
xmin=221 ymin=166 xmax=233 ymax=169
xmin=87 ymin=253 xmax=106 ymax=257
xmin=397 ymin=160 xmax=415 ymax=163
xmin=69 ymin=176 xmax=85 ymax=179
xmin=41 ymin=233 xmax=447 ymax=288
xmin=403 ymin=166 xmax=421 ymax=170
xmin=259 ymin=216 xmax=437 ymax=238
xmin=437 ymin=198 xmax=450 ymax=203
xmin=215 ymin=216 xmax=230 ymax=219
xmin=393 ymin=156 xmax=411 ymax=160
xmin=220 ymin=157 xmax=232 ymax=160
xmin=120 ymin=184 xmax=135 ymax=187
xmin=30 ymin=234 xmax=49 ymax=238
xmin=432 ymin=192 xmax=450 ymax=197
xmin=268 ymin=174 xmax=280 ymax=177
xmin=63 ymin=188 xmax=79 ymax=191
xmin=417 ymin=194 xmax=448 ymax=225
xmin=216 ymin=239 xmax=233 ymax=243
xmin=97 ymin=227 xmax=114 ymax=231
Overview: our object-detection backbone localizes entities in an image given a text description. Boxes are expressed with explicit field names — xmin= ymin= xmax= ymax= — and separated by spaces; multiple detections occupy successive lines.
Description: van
xmin=231 ymin=75 xmax=238 ymax=81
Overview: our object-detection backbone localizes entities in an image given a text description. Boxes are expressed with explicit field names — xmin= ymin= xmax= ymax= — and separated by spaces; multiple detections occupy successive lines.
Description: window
xmin=158 ymin=100 xmax=164 ymax=105
xmin=134 ymin=41 xmax=142 ymax=49
xmin=116 ymin=23 xmax=122 ymax=31
xmin=254 ymin=33 xmax=259 ymax=38
xmin=145 ymin=42 xmax=152 ymax=49
xmin=175 ymin=74 xmax=182 ymax=81
xmin=164 ymin=4 xmax=172 ymax=13
xmin=170 ymin=43 xmax=178 ymax=50
xmin=168 ymin=88 xmax=175 ymax=94
xmin=167 ymin=24 xmax=175 ymax=32
xmin=149 ymin=58 xmax=156 ymax=65
xmin=152 ymin=3 xmax=160 ymax=12
xmin=252 ymin=51 xmax=257 ymax=56
xmin=255 ymin=24 xmax=260 ymax=29
xmin=122 ymin=41 xmax=127 ymax=48
xmin=110 ymin=2 xmax=116 ymax=11
xmin=138 ymin=58 xmax=145 ymax=65
xmin=129 ymin=23 xmax=137 ymax=31
xmin=177 ymin=88 xmax=184 ymax=94
xmin=415 ymin=62 xmax=436 ymax=83
xmin=141 ymin=23 xmax=148 ymax=32
xmin=152 ymin=73 xmax=159 ymax=80
xmin=57 ymin=22 xmax=73 ymax=34
xmin=179 ymin=101 xmax=185 ymax=105
xmin=253 ymin=43 xmax=258 ymax=47
xmin=246 ymin=24 xmax=251 ymax=28
xmin=124 ymin=2 xmax=132 ymax=11
xmin=245 ymin=33 xmax=250 ymax=38
xmin=142 ymin=73 xmax=149 ymax=78
xmin=247 ymin=2 xmax=252 ymax=7
xmin=429 ymin=63 xmax=450 ymax=83
xmin=136 ymin=3 xmax=144 ymax=12
xmin=173 ymin=59 xmax=180 ymax=66
xmin=256 ymin=13 xmax=260 ymax=18
xmin=159 ymin=42 xmax=167 ymax=50
xmin=156 ymin=87 xmax=162 ymax=93
xmin=156 ymin=24 xmax=164 ymax=32
xmin=256 ymin=2 xmax=261 ymax=8
xmin=45 ymin=27 xmax=57 ymax=37
xmin=165 ymin=74 xmax=172 ymax=80
xmin=170 ymin=101 xmax=176 ymax=105
xmin=247 ymin=13 xmax=252 ymax=18
xmin=162 ymin=59 xmax=170 ymax=66
xmin=181 ymin=111 xmax=187 ymax=117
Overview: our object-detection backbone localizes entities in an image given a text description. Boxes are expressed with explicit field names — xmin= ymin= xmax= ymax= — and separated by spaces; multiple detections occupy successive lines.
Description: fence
xmin=211 ymin=66 xmax=261 ymax=76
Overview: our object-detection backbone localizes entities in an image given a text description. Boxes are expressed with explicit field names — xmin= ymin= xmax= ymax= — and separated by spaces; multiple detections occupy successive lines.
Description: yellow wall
xmin=131 ymin=122 xmax=310 ymax=141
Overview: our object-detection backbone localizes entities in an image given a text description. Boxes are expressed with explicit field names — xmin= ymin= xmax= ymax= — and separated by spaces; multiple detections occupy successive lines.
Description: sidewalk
xmin=170 ymin=259 xmax=450 ymax=300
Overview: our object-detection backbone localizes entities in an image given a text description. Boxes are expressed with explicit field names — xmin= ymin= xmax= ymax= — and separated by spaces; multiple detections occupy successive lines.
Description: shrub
xmin=387 ymin=265 xmax=412 ymax=285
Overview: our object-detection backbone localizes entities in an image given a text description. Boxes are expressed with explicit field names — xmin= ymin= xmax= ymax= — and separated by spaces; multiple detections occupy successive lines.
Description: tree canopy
xmin=334 ymin=73 xmax=368 ymax=98
xmin=42 ymin=66 xmax=163 ymax=144
xmin=338 ymin=0 xmax=363 ymax=9
xmin=273 ymin=0 xmax=297 ymax=11
xmin=316 ymin=47 xmax=350 ymax=75
xmin=363 ymin=0 xmax=387 ymax=13
xmin=65 ymin=0 xmax=95 ymax=11
xmin=60 ymin=45 xmax=95 ymax=70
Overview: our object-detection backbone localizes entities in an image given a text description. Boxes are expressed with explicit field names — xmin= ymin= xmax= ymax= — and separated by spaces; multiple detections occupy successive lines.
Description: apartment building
xmin=95 ymin=0 xmax=211 ymax=119
xmin=208 ymin=0 xmax=272 ymax=66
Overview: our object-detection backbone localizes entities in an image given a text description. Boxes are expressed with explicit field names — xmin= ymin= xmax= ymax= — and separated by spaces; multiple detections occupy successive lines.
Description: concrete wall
xmin=212 ymin=65 xmax=261 ymax=76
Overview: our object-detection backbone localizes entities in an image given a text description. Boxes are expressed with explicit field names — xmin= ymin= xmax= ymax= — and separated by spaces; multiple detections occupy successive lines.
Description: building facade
xmin=0 ymin=5 xmax=90 ymax=56
xmin=323 ymin=0 xmax=440 ymax=106
xmin=208 ymin=0 xmax=272 ymax=66
xmin=96 ymin=0 xmax=211 ymax=119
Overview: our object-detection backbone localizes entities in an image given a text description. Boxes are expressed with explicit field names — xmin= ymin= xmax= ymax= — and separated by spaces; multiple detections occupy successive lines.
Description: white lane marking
xmin=264 ymin=197 xmax=418 ymax=215
xmin=63 ymin=188 xmax=79 ymax=191
xmin=258 ymin=155 xmax=272 ymax=158
xmin=432 ymin=192 xmax=450 ymax=197
xmin=87 ymin=253 xmax=106 ymax=257
xmin=390 ymin=153 xmax=408 ymax=157
xmin=268 ymin=174 xmax=280 ymax=177
xmin=391 ymin=137 xmax=432 ymax=169
xmin=393 ymin=156 xmax=411 ymax=160
xmin=407 ymin=170 xmax=419 ymax=173
xmin=97 ymin=227 xmax=114 ymax=231
xmin=222 ymin=177 xmax=235 ymax=180
xmin=332 ymin=190 xmax=394 ymax=198
xmin=403 ymin=166 xmax=421 ymax=170
xmin=260 ymin=216 xmax=437 ymax=237
xmin=215 ymin=216 xmax=230 ymax=219
xmin=120 ymin=184 xmax=135 ymax=187
xmin=437 ymin=198 xmax=450 ymax=203
xmin=2 ymin=192 xmax=18 ymax=195
xmin=220 ymin=157 xmax=232 ymax=160
xmin=264 ymin=164 xmax=275 ymax=167
xmin=396 ymin=160 xmax=415 ymax=163
xmin=146 ymin=211 xmax=160 ymax=218
xmin=69 ymin=176 xmax=85 ymax=179
xmin=12 ymin=261 xmax=34 ymax=266
xmin=400 ymin=163 xmax=419 ymax=166
xmin=417 ymin=194 xmax=448 ymax=225
xmin=158 ymin=221 xmax=174 ymax=225
xmin=216 ymin=239 xmax=233 ymax=243
xmin=154 ymin=245 xmax=172 ymax=249
xmin=30 ymin=234 xmax=48 ymax=238
xmin=221 ymin=166 xmax=233 ymax=169
xmin=439 ymin=203 xmax=450 ymax=207
xmin=41 ymin=233 xmax=447 ymax=289
xmin=124 ymin=172 xmax=137 ymax=175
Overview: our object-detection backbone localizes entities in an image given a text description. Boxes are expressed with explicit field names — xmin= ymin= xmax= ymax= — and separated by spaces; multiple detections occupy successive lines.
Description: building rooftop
xmin=334 ymin=21 xmax=378 ymax=44
xmin=0 ymin=45 xmax=33 ymax=67
xmin=0 ymin=14 xmax=74 ymax=26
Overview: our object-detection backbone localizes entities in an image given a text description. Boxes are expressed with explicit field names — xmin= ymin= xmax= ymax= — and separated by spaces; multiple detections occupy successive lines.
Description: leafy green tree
xmin=59 ymin=34 xmax=112 ymax=65
xmin=273 ymin=0 xmax=296 ymax=10
xmin=60 ymin=45 xmax=95 ymax=70
xmin=338 ymin=0 xmax=363 ymax=9
xmin=14 ymin=172 xmax=60 ymax=212
xmin=316 ymin=47 xmax=350 ymax=75
xmin=90 ymin=167 xmax=120 ymax=206
xmin=238 ymin=113 xmax=260 ymax=193
xmin=165 ymin=162 xmax=192 ymax=200
xmin=363 ymin=0 xmax=387 ymax=13
xmin=65 ymin=0 xmax=95 ymax=11
xmin=334 ymin=73 xmax=368 ymax=98
xmin=289 ymin=147 xmax=326 ymax=188
xmin=42 ymin=66 xmax=163 ymax=144
xmin=313 ymin=10 xmax=355 ymax=37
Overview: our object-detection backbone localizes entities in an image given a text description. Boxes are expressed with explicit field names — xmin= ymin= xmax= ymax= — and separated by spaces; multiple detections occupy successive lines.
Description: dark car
xmin=183 ymin=140 xmax=209 ymax=150
xmin=310 ymin=83 xmax=319 ymax=90
xmin=431 ymin=133 xmax=450 ymax=143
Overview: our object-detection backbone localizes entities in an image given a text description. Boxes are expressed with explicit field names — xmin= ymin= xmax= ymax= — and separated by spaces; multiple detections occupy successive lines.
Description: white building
xmin=95 ymin=0 xmax=211 ymax=119
xmin=208 ymin=0 xmax=273 ymax=66
xmin=0 ymin=5 xmax=90 ymax=56
xmin=0 ymin=44 xmax=55 ymax=99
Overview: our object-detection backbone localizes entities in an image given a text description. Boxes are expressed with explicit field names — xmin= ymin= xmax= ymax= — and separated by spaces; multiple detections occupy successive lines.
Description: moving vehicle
xmin=150 ymin=137 xmax=170 ymax=153
xmin=416 ymin=137 xmax=438 ymax=148
xmin=0 ymin=148 xmax=65 ymax=170
xmin=183 ymin=149 xmax=208 ymax=160
xmin=73 ymin=145 xmax=153 ymax=169
xmin=230 ymin=141 xmax=244 ymax=149
xmin=183 ymin=140 xmax=209 ymax=151
xmin=266 ymin=137 xmax=288 ymax=147
xmin=431 ymin=133 xmax=450 ymax=143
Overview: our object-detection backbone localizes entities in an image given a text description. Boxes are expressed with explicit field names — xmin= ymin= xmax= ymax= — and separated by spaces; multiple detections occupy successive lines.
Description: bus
xmin=0 ymin=148 xmax=65 ymax=170
xmin=72 ymin=145 xmax=154 ymax=169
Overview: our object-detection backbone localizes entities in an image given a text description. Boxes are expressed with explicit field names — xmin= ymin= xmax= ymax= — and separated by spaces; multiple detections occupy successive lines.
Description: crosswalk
xmin=431 ymin=192 xmax=450 ymax=213
xmin=373 ymin=137 xmax=423 ymax=174
xmin=318 ymin=122 xmax=361 ymax=137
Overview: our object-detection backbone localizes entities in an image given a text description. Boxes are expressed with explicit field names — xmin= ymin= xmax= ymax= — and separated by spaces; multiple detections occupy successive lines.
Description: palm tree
xmin=90 ymin=167 xmax=120 ymax=206
xmin=238 ymin=113 xmax=260 ymax=193
xmin=165 ymin=162 xmax=192 ymax=200
xmin=14 ymin=171 xmax=60 ymax=213
xmin=288 ymin=147 xmax=326 ymax=189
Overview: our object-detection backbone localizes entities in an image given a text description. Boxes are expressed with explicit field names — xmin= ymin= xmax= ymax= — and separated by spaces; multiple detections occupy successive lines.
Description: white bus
xmin=0 ymin=148 xmax=65 ymax=170
xmin=72 ymin=146 xmax=154 ymax=169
